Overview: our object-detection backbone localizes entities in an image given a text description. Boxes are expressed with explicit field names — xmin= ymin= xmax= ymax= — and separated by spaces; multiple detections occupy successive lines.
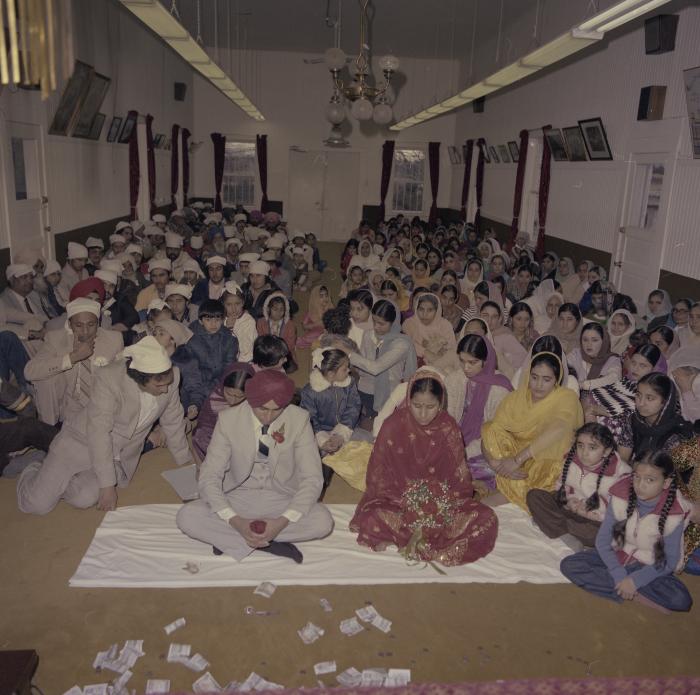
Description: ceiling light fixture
xmin=324 ymin=0 xmax=400 ymax=126
xmin=119 ymin=0 xmax=264 ymax=121
xmin=391 ymin=0 xmax=671 ymax=131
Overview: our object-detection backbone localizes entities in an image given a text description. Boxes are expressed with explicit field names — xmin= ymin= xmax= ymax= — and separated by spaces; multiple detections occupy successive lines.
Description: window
xmin=391 ymin=148 xmax=425 ymax=213
xmin=222 ymin=141 xmax=257 ymax=207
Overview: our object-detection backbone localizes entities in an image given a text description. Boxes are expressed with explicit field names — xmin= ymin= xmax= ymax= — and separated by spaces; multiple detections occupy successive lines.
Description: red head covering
xmin=69 ymin=277 xmax=106 ymax=304
xmin=244 ymin=368 xmax=295 ymax=408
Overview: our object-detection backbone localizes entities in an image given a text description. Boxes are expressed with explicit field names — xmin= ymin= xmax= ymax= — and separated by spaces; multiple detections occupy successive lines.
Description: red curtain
xmin=127 ymin=110 xmax=139 ymax=220
xmin=211 ymin=132 xmax=226 ymax=211
xmin=460 ymin=139 xmax=474 ymax=221
xmin=146 ymin=114 xmax=156 ymax=217
xmin=171 ymin=124 xmax=180 ymax=207
xmin=255 ymin=134 xmax=270 ymax=213
xmin=506 ymin=129 xmax=530 ymax=253
xmin=181 ymin=128 xmax=191 ymax=206
xmin=474 ymin=139 xmax=486 ymax=234
xmin=536 ymin=125 xmax=552 ymax=261
xmin=378 ymin=139 xmax=395 ymax=222
xmin=428 ymin=141 xmax=440 ymax=226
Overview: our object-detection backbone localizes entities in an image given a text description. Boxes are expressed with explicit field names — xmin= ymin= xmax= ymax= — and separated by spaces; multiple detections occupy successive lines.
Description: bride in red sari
xmin=350 ymin=373 xmax=498 ymax=566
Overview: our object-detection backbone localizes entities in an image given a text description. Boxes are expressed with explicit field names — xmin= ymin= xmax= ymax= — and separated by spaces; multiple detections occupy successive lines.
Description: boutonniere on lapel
xmin=92 ymin=357 xmax=109 ymax=367
xmin=271 ymin=423 xmax=285 ymax=444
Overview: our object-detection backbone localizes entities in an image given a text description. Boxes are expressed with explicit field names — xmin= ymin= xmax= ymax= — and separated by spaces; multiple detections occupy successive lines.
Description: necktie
xmin=258 ymin=424 xmax=270 ymax=457
xmin=24 ymin=297 xmax=33 ymax=314
xmin=76 ymin=359 xmax=92 ymax=400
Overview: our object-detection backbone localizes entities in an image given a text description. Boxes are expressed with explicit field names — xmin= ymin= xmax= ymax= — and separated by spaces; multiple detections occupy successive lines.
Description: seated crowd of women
xmin=2 ymin=208 xmax=698 ymax=614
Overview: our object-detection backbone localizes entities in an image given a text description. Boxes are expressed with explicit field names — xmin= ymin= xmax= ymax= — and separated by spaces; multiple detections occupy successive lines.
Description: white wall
xmin=449 ymin=3 xmax=700 ymax=280
xmin=0 ymin=0 xmax=194 ymax=254
xmin=191 ymin=49 xmax=457 ymax=224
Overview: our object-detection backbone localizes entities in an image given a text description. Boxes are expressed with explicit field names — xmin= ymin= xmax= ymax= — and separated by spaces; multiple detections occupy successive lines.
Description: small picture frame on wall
xmin=71 ymin=71 xmax=111 ymax=138
xmin=578 ymin=117 xmax=613 ymax=160
xmin=562 ymin=126 xmax=588 ymax=161
xmin=480 ymin=141 xmax=491 ymax=163
xmin=508 ymin=140 xmax=519 ymax=162
xmin=154 ymin=133 xmax=165 ymax=148
xmin=497 ymin=144 xmax=511 ymax=163
xmin=106 ymin=116 xmax=122 ymax=142
xmin=544 ymin=128 xmax=569 ymax=161
xmin=489 ymin=145 xmax=499 ymax=163
xmin=118 ymin=112 xmax=137 ymax=143
xmin=87 ymin=113 xmax=106 ymax=141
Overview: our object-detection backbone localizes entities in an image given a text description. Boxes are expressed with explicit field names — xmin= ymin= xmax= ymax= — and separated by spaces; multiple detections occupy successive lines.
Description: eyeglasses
xmin=673 ymin=308 xmax=689 ymax=314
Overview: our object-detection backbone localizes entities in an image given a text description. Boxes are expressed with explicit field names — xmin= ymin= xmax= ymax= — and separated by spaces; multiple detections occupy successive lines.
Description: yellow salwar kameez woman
xmin=481 ymin=353 xmax=583 ymax=510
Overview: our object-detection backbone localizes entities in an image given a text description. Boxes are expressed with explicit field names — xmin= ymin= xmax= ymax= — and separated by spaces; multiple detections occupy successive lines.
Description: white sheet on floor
xmin=69 ymin=503 xmax=573 ymax=588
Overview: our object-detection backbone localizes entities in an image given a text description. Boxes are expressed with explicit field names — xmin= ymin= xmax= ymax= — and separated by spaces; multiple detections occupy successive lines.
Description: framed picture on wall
xmin=544 ymin=128 xmax=569 ymax=161
xmin=578 ymin=117 xmax=613 ymax=160
xmin=87 ymin=113 xmax=106 ymax=141
xmin=118 ymin=112 xmax=137 ymax=143
xmin=508 ymin=140 xmax=519 ymax=162
xmin=480 ymin=141 xmax=491 ymax=163
xmin=153 ymin=133 xmax=165 ymax=147
xmin=562 ymin=126 xmax=588 ymax=161
xmin=447 ymin=145 xmax=461 ymax=165
xmin=106 ymin=116 xmax=122 ymax=142
xmin=497 ymin=144 xmax=511 ymax=163
xmin=489 ymin=145 xmax=500 ymax=163
xmin=48 ymin=60 xmax=94 ymax=136
xmin=71 ymin=71 xmax=111 ymax=138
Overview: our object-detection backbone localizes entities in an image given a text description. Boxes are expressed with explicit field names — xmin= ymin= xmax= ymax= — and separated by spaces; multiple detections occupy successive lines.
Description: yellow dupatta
xmin=481 ymin=352 xmax=584 ymax=509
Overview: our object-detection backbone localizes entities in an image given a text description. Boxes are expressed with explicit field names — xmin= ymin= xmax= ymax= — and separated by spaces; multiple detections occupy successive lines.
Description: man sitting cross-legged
xmin=176 ymin=369 xmax=333 ymax=563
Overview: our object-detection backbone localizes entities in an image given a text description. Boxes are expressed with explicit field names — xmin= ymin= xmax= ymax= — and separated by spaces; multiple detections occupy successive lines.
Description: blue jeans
xmin=560 ymin=549 xmax=692 ymax=612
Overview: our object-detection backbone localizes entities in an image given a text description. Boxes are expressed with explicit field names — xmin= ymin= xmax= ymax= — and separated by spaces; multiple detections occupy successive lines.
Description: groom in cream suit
xmin=176 ymin=369 xmax=333 ymax=562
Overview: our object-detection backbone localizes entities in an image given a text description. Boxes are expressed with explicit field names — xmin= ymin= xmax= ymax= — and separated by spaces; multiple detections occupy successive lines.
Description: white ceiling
xmin=164 ymin=0 xmax=542 ymax=61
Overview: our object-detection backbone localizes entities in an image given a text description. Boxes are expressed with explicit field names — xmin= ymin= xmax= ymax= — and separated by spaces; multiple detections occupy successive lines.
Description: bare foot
xmin=374 ymin=542 xmax=390 ymax=552
xmin=633 ymin=593 xmax=671 ymax=615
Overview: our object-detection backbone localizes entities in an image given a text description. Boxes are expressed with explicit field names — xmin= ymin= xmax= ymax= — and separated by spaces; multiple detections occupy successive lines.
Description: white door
xmin=287 ymin=148 xmax=360 ymax=242
xmin=322 ymin=150 xmax=360 ymax=242
xmin=612 ymin=154 xmax=673 ymax=308
xmin=287 ymin=149 xmax=325 ymax=237
xmin=3 ymin=121 xmax=50 ymax=260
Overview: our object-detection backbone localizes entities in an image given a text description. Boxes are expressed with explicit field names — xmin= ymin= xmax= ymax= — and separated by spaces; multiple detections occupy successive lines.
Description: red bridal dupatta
xmin=349 ymin=404 xmax=498 ymax=566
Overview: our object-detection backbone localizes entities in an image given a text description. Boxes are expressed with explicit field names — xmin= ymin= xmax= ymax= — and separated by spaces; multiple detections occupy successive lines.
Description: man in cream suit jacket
xmin=18 ymin=337 xmax=191 ymax=515
xmin=177 ymin=369 xmax=333 ymax=563
xmin=24 ymin=298 xmax=123 ymax=425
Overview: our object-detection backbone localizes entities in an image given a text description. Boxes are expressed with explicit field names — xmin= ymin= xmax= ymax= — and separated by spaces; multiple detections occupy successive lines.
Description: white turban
xmin=144 ymin=224 xmax=165 ymax=237
xmin=100 ymin=259 xmax=124 ymax=275
xmin=43 ymin=260 xmax=62 ymax=277
xmin=260 ymin=250 xmax=277 ymax=262
xmin=206 ymin=255 xmax=227 ymax=267
xmin=148 ymin=258 xmax=172 ymax=273
xmin=164 ymin=283 xmax=193 ymax=300
xmin=86 ymin=236 xmax=104 ymax=249
xmin=266 ymin=237 xmax=285 ymax=250
xmin=95 ymin=269 xmax=118 ymax=286
xmin=6 ymin=263 xmax=33 ymax=280
xmin=109 ymin=234 xmax=126 ymax=245
xmin=234 ymin=213 xmax=247 ymax=223
xmin=115 ymin=221 xmax=133 ymax=233
xmin=224 ymin=280 xmax=242 ymax=296
xmin=165 ymin=231 xmax=183 ymax=248
xmin=226 ymin=237 xmax=243 ymax=249
xmin=223 ymin=225 xmax=237 ymax=239
xmin=248 ymin=260 xmax=270 ymax=277
xmin=126 ymin=244 xmax=143 ymax=256
xmin=66 ymin=297 xmax=101 ymax=319
xmin=123 ymin=336 xmax=171 ymax=374
xmin=147 ymin=298 xmax=169 ymax=312
xmin=67 ymin=242 xmax=88 ymax=260
xmin=189 ymin=235 xmax=203 ymax=250
xmin=238 ymin=253 xmax=260 ymax=264
xmin=152 ymin=214 xmax=167 ymax=224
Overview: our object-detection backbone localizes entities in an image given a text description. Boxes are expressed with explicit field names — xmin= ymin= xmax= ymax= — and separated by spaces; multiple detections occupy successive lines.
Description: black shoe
xmin=212 ymin=545 xmax=224 ymax=556
xmin=257 ymin=541 xmax=303 ymax=564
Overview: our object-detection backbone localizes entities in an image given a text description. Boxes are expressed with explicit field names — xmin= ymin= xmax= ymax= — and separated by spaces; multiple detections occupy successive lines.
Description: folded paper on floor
xmin=69 ymin=503 xmax=572 ymax=588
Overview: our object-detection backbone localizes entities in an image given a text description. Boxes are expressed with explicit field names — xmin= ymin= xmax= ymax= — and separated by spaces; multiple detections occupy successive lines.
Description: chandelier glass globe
xmin=373 ymin=102 xmax=393 ymax=125
xmin=325 ymin=101 xmax=346 ymax=125
xmin=351 ymin=97 xmax=374 ymax=121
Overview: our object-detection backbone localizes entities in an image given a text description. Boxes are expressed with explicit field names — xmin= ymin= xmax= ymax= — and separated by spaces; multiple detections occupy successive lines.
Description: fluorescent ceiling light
xmin=520 ymin=30 xmax=602 ymax=68
xmin=579 ymin=0 xmax=671 ymax=32
xmin=482 ymin=62 xmax=540 ymax=87
xmin=120 ymin=0 xmax=264 ymax=121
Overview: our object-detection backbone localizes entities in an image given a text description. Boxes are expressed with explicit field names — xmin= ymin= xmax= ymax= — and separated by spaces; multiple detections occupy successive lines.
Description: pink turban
xmin=245 ymin=369 xmax=295 ymax=408
xmin=249 ymin=209 xmax=264 ymax=224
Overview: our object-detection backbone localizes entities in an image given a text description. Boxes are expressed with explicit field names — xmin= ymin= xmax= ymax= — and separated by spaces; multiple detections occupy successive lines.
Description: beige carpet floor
xmin=1 ymin=242 xmax=699 ymax=692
